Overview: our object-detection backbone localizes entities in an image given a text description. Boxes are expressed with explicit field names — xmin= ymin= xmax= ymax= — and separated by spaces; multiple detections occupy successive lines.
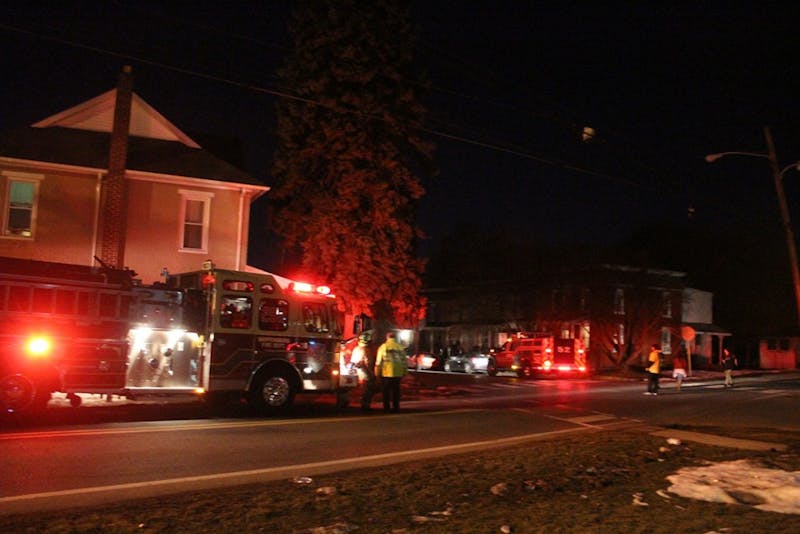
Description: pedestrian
xmin=375 ymin=331 xmax=408 ymax=412
xmin=672 ymin=348 xmax=687 ymax=392
xmin=722 ymin=348 xmax=738 ymax=388
xmin=645 ymin=344 xmax=661 ymax=395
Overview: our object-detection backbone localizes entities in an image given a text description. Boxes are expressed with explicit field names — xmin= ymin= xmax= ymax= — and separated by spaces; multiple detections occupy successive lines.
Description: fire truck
xmin=0 ymin=257 xmax=358 ymax=415
xmin=492 ymin=332 xmax=587 ymax=377
xmin=0 ymin=257 xmax=135 ymax=414
xmin=130 ymin=261 xmax=359 ymax=413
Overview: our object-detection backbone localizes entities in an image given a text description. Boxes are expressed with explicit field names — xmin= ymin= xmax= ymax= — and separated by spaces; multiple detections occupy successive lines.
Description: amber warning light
xmin=26 ymin=336 xmax=53 ymax=358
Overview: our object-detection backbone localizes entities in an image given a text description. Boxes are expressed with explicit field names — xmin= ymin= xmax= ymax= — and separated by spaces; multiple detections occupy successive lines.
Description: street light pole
xmin=763 ymin=126 xmax=800 ymax=328
xmin=706 ymin=126 xmax=800 ymax=327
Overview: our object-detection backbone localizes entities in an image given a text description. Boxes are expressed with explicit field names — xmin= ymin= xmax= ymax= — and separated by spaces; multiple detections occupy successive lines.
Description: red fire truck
xmin=0 ymin=257 xmax=358 ymax=415
xmin=492 ymin=332 xmax=587 ymax=377
xmin=0 ymin=257 xmax=135 ymax=413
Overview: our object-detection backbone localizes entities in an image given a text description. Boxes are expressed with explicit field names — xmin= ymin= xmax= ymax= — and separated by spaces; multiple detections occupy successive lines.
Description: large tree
xmin=269 ymin=0 xmax=433 ymax=331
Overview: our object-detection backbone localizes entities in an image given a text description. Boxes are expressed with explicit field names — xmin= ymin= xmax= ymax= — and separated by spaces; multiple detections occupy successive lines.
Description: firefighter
xmin=353 ymin=333 xmax=377 ymax=412
xmin=375 ymin=331 xmax=408 ymax=412
xmin=645 ymin=344 xmax=661 ymax=395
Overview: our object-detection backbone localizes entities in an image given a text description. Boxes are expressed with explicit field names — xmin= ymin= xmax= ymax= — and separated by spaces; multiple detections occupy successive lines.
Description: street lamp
xmin=706 ymin=126 xmax=800 ymax=328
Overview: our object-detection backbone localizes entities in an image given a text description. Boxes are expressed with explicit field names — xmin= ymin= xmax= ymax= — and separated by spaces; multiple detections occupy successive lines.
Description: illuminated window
xmin=661 ymin=327 xmax=672 ymax=354
xmin=1 ymin=172 xmax=43 ymax=238
xmin=178 ymin=190 xmax=213 ymax=252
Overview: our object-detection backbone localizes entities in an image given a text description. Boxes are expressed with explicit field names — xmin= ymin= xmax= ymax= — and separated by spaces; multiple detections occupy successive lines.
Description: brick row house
xmin=0 ymin=66 xmax=268 ymax=283
xmin=421 ymin=264 xmax=730 ymax=372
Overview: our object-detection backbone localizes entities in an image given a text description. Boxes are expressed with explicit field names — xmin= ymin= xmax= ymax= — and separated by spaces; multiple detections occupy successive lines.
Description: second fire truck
xmin=491 ymin=332 xmax=588 ymax=377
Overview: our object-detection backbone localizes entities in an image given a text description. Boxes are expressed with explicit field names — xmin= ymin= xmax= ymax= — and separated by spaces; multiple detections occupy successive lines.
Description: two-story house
xmin=0 ymin=66 xmax=268 ymax=283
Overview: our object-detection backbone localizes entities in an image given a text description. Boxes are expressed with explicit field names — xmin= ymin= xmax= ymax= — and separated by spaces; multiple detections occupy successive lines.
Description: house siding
xmin=123 ymin=181 xmax=250 ymax=283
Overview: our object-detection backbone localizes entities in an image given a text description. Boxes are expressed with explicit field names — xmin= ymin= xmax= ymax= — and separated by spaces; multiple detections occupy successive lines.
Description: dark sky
xmin=3 ymin=1 xmax=800 ymax=274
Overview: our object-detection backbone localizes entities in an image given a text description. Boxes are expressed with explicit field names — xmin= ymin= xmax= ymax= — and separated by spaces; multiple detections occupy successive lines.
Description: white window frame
xmin=178 ymin=189 xmax=213 ymax=253
xmin=661 ymin=327 xmax=672 ymax=355
xmin=1 ymin=171 xmax=44 ymax=239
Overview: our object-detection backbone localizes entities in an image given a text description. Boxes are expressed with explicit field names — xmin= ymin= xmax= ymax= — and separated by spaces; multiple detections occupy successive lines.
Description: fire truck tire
xmin=67 ymin=393 xmax=82 ymax=407
xmin=249 ymin=373 xmax=296 ymax=414
xmin=0 ymin=373 xmax=38 ymax=414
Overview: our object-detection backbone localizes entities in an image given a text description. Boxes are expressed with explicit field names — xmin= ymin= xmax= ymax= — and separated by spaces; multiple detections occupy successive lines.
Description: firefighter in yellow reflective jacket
xmin=375 ymin=331 xmax=408 ymax=412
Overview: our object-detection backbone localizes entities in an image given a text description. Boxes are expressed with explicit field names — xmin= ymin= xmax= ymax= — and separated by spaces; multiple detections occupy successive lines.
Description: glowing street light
xmin=706 ymin=126 xmax=800 ymax=327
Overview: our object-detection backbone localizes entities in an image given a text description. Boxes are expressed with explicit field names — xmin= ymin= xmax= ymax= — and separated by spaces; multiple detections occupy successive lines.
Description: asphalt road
xmin=1 ymin=370 xmax=798 ymax=515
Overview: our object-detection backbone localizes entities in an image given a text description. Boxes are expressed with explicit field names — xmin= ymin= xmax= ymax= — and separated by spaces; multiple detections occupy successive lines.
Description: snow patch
xmin=667 ymin=459 xmax=800 ymax=514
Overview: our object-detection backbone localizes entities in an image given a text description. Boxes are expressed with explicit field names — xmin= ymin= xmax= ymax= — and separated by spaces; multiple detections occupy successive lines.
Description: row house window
xmin=661 ymin=327 xmax=672 ymax=354
xmin=179 ymin=189 xmax=213 ymax=253
xmin=1 ymin=171 xmax=43 ymax=239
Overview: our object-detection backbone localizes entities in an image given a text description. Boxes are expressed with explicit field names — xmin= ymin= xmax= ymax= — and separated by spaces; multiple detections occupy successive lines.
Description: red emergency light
xmin=290 ymin=282 xmax=334 ymax=297
xmin=291 ymin=282 xmax=313 ymax=293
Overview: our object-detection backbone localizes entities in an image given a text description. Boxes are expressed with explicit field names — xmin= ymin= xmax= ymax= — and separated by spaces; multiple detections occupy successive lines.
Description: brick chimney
xmin=98 ymin=65 xmax=133 ymax=269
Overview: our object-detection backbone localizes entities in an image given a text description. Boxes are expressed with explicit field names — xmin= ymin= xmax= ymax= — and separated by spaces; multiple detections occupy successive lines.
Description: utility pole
xmin=764 ymin=126 xmax=800 ymax=328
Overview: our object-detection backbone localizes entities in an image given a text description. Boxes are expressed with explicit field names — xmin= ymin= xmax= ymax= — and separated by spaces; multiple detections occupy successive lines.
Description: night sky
xmin=3 ymin=2 xmax=800 ymax=288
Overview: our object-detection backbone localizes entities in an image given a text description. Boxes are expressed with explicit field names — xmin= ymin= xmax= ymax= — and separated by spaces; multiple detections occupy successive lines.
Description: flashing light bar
xmin=290 ymin=281 xmax=335 ymax=297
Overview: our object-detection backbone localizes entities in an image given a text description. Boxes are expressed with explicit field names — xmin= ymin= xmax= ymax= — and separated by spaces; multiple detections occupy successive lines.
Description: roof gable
xmin=32 ymin=89 xmax=200 ymax=148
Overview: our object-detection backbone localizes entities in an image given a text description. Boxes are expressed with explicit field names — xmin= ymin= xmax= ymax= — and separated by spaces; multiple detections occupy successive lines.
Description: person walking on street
xmin=375 ymin=331 xmax=408 ymax=412
xmin=722 ymin=348 xmax=738 ymax=388
xmin=672 ymin=348 xmax=688 ymax=392
xmin=645 ymin=344 xmax=661 ymax=395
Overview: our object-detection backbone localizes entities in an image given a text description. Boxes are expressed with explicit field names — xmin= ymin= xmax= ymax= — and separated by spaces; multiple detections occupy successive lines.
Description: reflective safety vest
xmin=647 ymin=350 xmax=661 ymax=374
xmin=376 ymin=339 xmax=408 ymax=378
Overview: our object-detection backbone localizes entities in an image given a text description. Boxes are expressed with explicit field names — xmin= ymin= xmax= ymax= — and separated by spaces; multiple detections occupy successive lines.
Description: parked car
xmin=407 ymin=352 xmax=444 ymax=371
xmin=444 ymin=351 xmax=495 ymax=374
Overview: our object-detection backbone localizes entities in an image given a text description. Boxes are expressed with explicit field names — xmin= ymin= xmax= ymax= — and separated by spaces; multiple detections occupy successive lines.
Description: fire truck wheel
xmin=0 ymin=373 xmax=37 ymax=414
xmin=67 ymin=393 xmax=82 ymax=407
xmin=249 ymin=373 xmax=296 ymax=414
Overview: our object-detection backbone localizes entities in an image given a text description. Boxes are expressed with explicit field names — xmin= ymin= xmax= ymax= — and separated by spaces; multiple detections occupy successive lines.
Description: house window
xmin=661 ymin=327 xmax=672 ymax=354
xmin=613 ymin=288 xmax=625 ymax=315
xmin=1 ymin=172 xmax=43 ymax=238
xmin=662 ymin=292 xmax=672 ymax=318
xmin=178 ymin=190 xmax=213 ymax=253
xmin=767 ymin=338 xmax=790 ymax=351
